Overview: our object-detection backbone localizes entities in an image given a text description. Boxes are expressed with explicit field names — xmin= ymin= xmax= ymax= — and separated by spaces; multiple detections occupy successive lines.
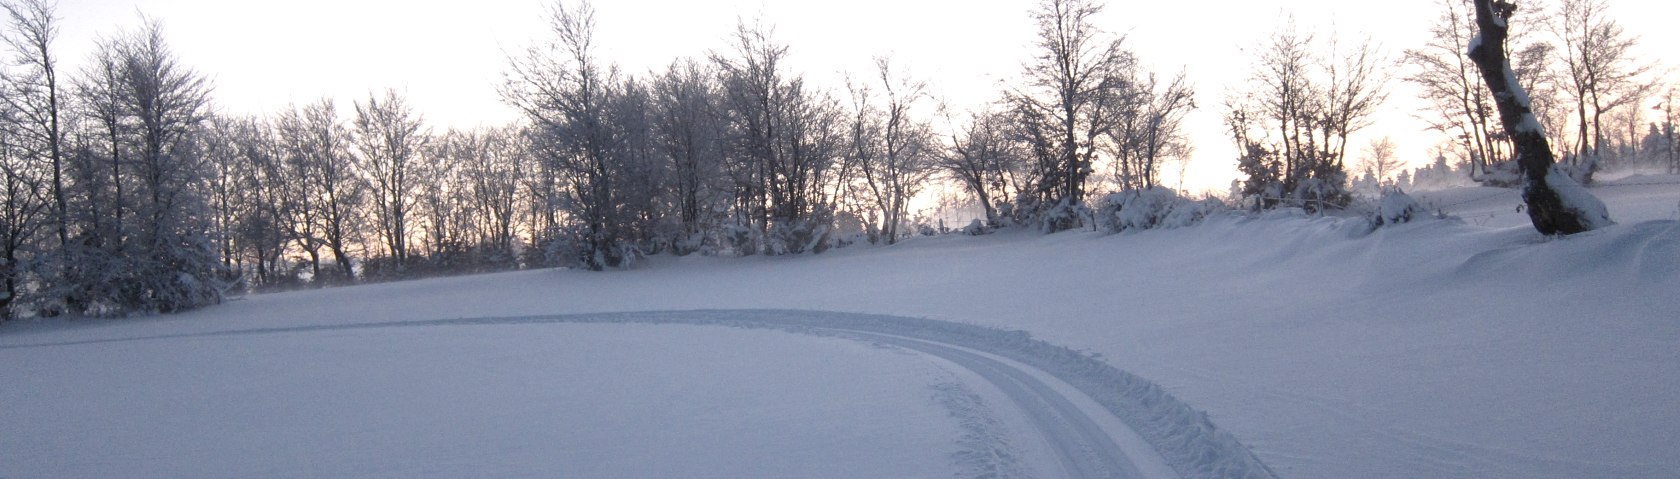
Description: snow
xmin=1545 ymin=164 xmax=1615 ymax=230
xmin=4 ymin=180 xmax=1679 ymax=478
xmin=2 ymin=324 xmax=967 ymax=478
xmin=1501 ymin=66 xmax=1543 ymax=132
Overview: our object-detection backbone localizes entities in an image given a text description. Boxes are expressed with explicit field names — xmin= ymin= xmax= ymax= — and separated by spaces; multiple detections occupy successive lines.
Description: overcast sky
xmin=55 ymin=0 xmax=1680 ymax=193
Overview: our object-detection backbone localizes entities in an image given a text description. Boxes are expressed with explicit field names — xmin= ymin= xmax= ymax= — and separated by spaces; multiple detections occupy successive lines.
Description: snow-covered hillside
xmin=4 ymin=177 xmax=1677 ymax=478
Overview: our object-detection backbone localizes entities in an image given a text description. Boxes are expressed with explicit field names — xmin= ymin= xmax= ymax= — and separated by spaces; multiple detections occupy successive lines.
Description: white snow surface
xmin=5 ymin=180 xmax=1680 ymax=478
xmin=4 ymin=324 xmax=964 ymax=478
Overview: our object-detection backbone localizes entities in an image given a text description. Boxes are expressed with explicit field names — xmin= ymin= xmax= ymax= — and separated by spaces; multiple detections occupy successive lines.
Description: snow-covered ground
xmin=4 ymin=323 xmax=967 ymax=478
xmin=3 ymin=175 xmax=1677 ymax=478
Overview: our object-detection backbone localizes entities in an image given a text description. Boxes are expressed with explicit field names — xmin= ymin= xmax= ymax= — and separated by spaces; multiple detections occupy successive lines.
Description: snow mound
xmin=1459 ymin=219 xmax=1680 ymax=282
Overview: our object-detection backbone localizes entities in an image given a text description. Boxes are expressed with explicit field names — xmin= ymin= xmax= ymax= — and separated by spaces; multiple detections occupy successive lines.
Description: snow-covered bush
xmin=1095 ymin=188 xmax=1225 ymax=234
xmin=1372 ymin=188 xmax=1428 ymax=227
xmin=1293 ymin=176 xmax=1351 ymax=213
xmin=1558 ymin=154 xmax=1601 ymax=185
xmin=1038 ymin=198 xmax=1084 ymax=233
xmin=916 ymin=222 xmax=938 ymax=237
xmin=1476 ymin=160 xmax=1522 ymax=187
xmin=766 ymin=218 xmax=832 ymax=256
xmin=962 ymin=219 xmax=990 ymax=236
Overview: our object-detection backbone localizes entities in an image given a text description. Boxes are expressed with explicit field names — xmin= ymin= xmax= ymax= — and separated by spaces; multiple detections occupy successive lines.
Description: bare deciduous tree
xmin=1359 ymin=136 xmax=1403 ymax=186
xmin=1467 ymin=0 xmax=1612 ymax=235
xmin=1227 ymin=21 xmax=1390 ymax=211
xmin=1109 ymin=69 xmax=1195 ymax=191
xmin=712 ymin=19 xmax=845 ymax=254
xmin=846 ymin=58 xmax=935 ymax=245
xmin=277 ymin=99 xmax=362 ymax=282
xmin=0 ymin=83 xmax=50 ymax=317
xmin=223 ymin=116 xmax=292 ymax=289
xmin=1551 ymin=0 xmax=1656 ymax=173
xmin=505 ymin=0 xmax=615 ymax=268
xmin=1014 ymin=0 xmax=1134 ymax=230
xmin=938 ymin=106 xmax=1029 ymax=228
xmin=57 ymin=18 xmax=219 ymax=313
xmin=458 ymin=127 xmax=526 ymax=264
xmin=1407 ymin=0 xmax=1506 ymax=181
xmin=0 ymin=0 xmax=64 ymax=249
xmin=650 ymin=58 xmax=725 ymax=254
xmin=354 ymin=88 xmax=427 ymax=271
xmin=415 ymin=130 xmax=473 ymax=265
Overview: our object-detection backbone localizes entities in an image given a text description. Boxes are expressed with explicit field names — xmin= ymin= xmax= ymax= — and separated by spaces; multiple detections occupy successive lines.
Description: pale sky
xmin=57 ymin=0 xmax=1680 ymax=194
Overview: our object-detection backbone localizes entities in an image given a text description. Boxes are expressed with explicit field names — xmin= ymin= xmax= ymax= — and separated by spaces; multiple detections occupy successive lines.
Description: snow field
xmin=1 ymin=324 xmax=964 ymax=478
xmin=4 ymin=179 xmax=1678 ymax=478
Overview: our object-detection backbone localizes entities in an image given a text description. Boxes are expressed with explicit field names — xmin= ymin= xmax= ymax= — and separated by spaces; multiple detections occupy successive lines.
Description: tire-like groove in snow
xmin=849 ymin=331 xmax=1143 ymax=478
xmin=2 ymin=309 xmax=1278 ymax=479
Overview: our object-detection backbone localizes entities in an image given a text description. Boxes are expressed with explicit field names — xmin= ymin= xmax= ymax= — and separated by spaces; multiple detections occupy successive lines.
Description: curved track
xmin=846 ymin=331 xmax=1146 ymax=478
xmin=4 ymin=309 xmax=1278 ymax=479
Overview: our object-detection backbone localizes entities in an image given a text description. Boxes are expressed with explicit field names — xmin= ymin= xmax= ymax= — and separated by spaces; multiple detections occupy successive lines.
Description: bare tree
xmin=1467 ymin=0 xmax=1611 ymax=234
xmin=609 ymin=76 xmax=664 ymax=256
xmin=507 ymin=0 xmax=622 ymax=269
xmin=277 ymin=99 xmax=362 ymax=282
xmin=505 ymin=0 xmax=668 ymax=268
xmin=1227 ymin=21 xmax=1390 ymax=210
xmin=1406 ymin=0 xmax=1507 ymax=181
xmin=1551 ymin=0 xmax=1657 ymax=173
xmin=1013 ymin=0 xmax=1134 ymax=230
xmin=225 ymin=116 xmax=292 ymax=289
xmin=1658 ymin=88 xmax=1679 ymax=174
xmin=353 ymin=88 xmax=427 ymax=271
xmin=650 ymin=58 xmax=725 ymax=254
xmin=711 ymin=19 xmax=845 ymax=254
xmin=938 ymin=107 xmax=1030 ymax=228
xmin=415 ymin=130 xmax=473 ymax=266
xmin=450 ymin=127 xmax=526 ymax=265
xmin=69 ymin=18 xmax=218 ymax=313
xmin=198 ymin=114 xmax=244 ymax=276
xmin=0 ymin=0 xmax=64 ymax=250
xmin=1359 ymin=136 xmax=1403 ymax=186
xmin=847 ymin=58 xmax=935 ymax=245
xmin=70 ymin=36 xmax=124 ymax=251
xmin=0 ymin=84 xmax=50 ymax=318
xmin=1108 ymin=69 xmax=1195 ymax=191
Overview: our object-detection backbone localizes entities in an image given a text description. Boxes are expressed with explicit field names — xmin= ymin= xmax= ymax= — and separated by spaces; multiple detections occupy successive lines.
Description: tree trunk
xmin=1466 ymin=0 xmax=1610 ymax=235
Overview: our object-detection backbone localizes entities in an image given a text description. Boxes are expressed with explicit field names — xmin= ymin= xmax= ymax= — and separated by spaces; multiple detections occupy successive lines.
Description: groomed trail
xmin=3 ymin=309 xmax=1276 ymax=479
xmin=850 ymin=330 xmax=1151 ymax=478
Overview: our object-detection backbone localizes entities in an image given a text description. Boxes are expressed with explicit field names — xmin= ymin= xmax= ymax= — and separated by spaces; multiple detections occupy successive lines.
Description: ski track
xmin=2 ymin=309 xmax=1278 ymax=479
xmin=850 ymin=331 xmax=1144 ymax=478
xmin=932 ymin=377 xmax=1036 ymax=479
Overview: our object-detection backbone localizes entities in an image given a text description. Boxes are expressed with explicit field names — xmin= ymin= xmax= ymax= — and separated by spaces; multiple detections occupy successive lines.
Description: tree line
xmin=0 ymin=0 xmax=1669 ymax=318
xmin=0 ymin=0 xmax=1196 ymax=318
